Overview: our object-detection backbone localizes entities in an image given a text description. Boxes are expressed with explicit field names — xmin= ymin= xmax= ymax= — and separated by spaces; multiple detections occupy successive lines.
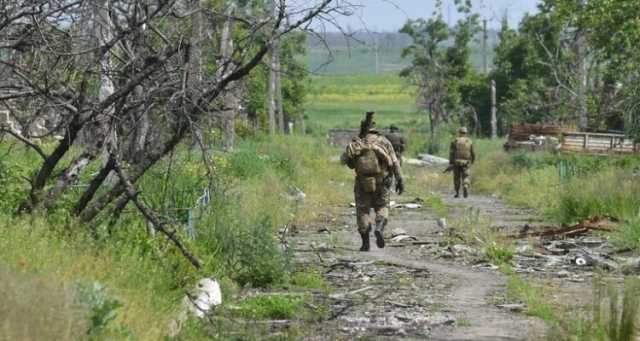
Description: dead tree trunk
xmin=268 ymin=44 xmax=278 ymax=135
xmin=219 ymin=3 xmax=236 ymax=151
xmin=267 ymin=1 xmax=279 ymax=135
xmin=491 ymin=79 xmax=497 ymax=139
xmin=43 ymin=0 xmax=116 ymax=209
xmin=275 ymin=49 xmax=285 ymax=134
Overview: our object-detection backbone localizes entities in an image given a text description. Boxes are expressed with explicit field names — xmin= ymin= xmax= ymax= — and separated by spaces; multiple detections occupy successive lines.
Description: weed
xmin=77 ymin=282 xmax=133 ymax=340
xmin=230 ymin=295 xmax=305 ymax=320
xmin=290 ymin=271 xmax=327 ymax=290
xmin=615 ymin=217 xmax=640 ymax=251
xmin=451 ymin=208 xmax=515 ymax=265
xmin=457 ymin=318 xmax=472 ymax=327
xmin=547 ymin=277 xmax=640 ymax=341
xmin=483 ymin=244 xmax=515 ymax=265
xmin=424 ymin=194 xmax=449 ymax=218
xmin=504 ymin=272 xmax=558 ymax=324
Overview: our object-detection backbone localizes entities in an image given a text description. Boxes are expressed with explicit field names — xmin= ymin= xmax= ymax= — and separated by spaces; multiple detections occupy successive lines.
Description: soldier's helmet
xmin=458 ymin=127 xmax=468 ymax=135
xmin=389 ymin=124 xmax=399 ymax=132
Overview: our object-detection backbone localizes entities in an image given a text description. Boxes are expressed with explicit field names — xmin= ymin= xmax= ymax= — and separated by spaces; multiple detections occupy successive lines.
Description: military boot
xmin=454 ymin=190 xmax=460 ymax=198
xmin=359 ymin=232 xmax=370 ymax=251
xmin=463 ymin=187 xmax=468 ymax=198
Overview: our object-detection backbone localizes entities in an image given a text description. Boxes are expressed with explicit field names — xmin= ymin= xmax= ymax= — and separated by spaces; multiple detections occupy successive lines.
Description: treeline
xmin=401 ymin=0 xmax=640 ymax=141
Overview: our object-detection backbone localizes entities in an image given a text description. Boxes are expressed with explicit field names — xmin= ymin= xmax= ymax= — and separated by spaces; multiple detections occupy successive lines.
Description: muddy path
xmin=290 ymin=178 xmax=549 ymax=340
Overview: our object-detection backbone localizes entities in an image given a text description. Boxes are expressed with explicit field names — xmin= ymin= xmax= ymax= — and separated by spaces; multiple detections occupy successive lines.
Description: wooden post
xmin=491 ymin=79 xmax=497 ymax=139
xmin=584 ymin=133 xmax=589 ymax=150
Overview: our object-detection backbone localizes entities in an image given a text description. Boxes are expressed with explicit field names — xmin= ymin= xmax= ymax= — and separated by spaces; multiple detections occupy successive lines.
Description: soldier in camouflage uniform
xmin=384 ymin=125 xmax=407 ymax=165
xmin=449 ymin=127 xmax=475 ymax=198
xmin=341 ymin=112 xmax=404 ymax=251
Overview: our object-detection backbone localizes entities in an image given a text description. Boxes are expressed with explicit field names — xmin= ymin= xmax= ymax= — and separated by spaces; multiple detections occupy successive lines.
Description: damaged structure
xmin=505 ymin=123 xmax=640 ymax=155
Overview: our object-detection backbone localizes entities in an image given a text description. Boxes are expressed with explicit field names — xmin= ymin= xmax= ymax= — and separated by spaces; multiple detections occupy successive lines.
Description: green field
xmin=306 ymin=74 xmax=422 ymax=133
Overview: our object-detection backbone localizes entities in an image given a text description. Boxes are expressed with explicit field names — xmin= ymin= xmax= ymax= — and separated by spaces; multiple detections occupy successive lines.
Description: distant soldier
xmin=341 ymin=112 xmax=404 ymax=251
xmin=384 ymin=124 xmax=407 ymax=164
xmin=448 ymin=127 xmax=475 ymax=198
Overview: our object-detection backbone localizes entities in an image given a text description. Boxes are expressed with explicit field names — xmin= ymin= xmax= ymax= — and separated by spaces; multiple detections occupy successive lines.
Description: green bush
xmin=290 ymin=271 xmax=327 ymax=290
xmin=483 ymin=244 xmax=514 ymax=265
xmin=231 ymin=295 xmax=304 ymax=320
xmin=196 ymin=197 xmax=290 ymax=288
xmin=0 ymin=151 xmax=32 ymax=214
xmin=77 ymin=282 xmax=133 ymax=340
xmin=550 ymin=169 xmax=640 ymax=224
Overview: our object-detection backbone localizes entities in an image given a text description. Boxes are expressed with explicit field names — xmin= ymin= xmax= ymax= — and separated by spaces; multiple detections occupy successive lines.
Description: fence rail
xmin=561 ymin=132 xmax=639 ymax=155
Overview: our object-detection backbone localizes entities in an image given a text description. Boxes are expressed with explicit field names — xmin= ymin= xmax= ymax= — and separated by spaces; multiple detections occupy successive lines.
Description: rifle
xmin=443 ymin=164 xmax=454 ymax=173
xmin=359 ymin=111 xmax=375 ymax=138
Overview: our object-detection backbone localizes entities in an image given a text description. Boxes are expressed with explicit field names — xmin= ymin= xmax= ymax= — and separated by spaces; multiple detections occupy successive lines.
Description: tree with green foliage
xmin=399 ymin=0 xmax=480 ymax=152
xmin=243 ymin=32 xmax=308 ymax=133
xmin=491 ymin=0 xmax=640 ymax=137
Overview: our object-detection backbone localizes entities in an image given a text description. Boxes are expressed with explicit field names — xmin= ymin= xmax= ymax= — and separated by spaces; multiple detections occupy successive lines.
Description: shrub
xmin=231 ymin=295 xmax=305 ymax=320
xmin=77 ymin=282 xmax=133 ymax=340
xmin=550 ymin=169 xmax=640 ymax=224
xmin=484 ymin=244 xmax=514 ymax=265
xmin=290 ymin=271 xmax=327 ymax=290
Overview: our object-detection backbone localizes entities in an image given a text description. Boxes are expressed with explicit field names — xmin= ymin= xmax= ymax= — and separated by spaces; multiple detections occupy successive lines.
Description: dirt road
xmin=291 ymin=186 xmax=548 ymax=340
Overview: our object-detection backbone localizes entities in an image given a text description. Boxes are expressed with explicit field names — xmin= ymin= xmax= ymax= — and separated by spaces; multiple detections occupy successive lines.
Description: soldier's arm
xmin=470 ymin=142 xmax=476 ymax=164
xmin=381 ymin=138 xmax=403 ymax=179
xmin=449 ymin=141 xmax=456 ymax=164
xmin=340 ymin=151 xmax=355 ymax=169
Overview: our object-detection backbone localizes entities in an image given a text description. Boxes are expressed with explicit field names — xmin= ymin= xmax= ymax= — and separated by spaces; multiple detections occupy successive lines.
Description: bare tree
xmin=0 ymin=0 xmax=353 ymax=267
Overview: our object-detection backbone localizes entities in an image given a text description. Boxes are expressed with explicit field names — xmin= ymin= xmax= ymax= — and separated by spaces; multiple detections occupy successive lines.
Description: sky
xmin=335 ymin=0 xmax=541 ymax=32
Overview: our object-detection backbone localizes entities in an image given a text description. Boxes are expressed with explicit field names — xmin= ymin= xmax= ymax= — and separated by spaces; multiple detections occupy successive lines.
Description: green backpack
xmin=355 ymin=145 xmax=382 ymax=177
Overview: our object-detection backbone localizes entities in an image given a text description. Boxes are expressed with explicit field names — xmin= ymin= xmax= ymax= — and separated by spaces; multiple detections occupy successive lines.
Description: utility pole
xmin=374 ymin=33 xmax=379 ymax=75
xmin=482 ymin=19 xmax=488 ymax=74
xmin=491 ymin=79 xmax=497 ymax=139
xmin=576 ymin=0 xmax=588 ymax=131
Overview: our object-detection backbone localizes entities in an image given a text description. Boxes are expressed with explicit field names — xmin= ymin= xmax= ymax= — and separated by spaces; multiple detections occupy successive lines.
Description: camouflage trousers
xmin=354 ymin=176 xmax=391 ymax=234
xmin=453 ymin=163 xmax=471 ymax=192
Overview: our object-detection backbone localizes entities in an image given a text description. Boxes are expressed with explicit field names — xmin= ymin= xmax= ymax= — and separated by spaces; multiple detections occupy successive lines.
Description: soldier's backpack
xmin=344 ymin=135 xmax=393 ymax=192
xmin=355 ymin=146 xmax=382 ymax=176
xmin=454 ymin=137 xmax=473 ymax=161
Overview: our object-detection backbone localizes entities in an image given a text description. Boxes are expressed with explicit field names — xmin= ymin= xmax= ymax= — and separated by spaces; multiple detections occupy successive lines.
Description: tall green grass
xmin=0 ymin=133 xmax=354 ymax=338
xmin=473 ymin=148 xmax=640 ymax=249
xmin=547 ymin=277 xmax=640 ymax=341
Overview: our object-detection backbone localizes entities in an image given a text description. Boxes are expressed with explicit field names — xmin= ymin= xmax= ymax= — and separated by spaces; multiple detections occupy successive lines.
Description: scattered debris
xmin=284 ymin=186 xmax=306 ymax=202
xmin=318 ymin=227 xmax=331 ymax=234
xmin=511 ymin=217 xmax=616 ymax=239
xmin=436 ymin=218 xmax=447 ymax=230
xmin=391 ymin=228 xmax=408 ymax=237
xmin=497 ymin=303 xmax=525 ymax=312
xmin=169 ymin=277 xmax=222 ymax=336
xmin=448 ymin=244 xmax=477 ymax=257
xmin=391 ymin=235 xmax=418 ymax=243
xmin=392 ymin=202 xmax=423 ymax=209
xmin=417 ymin=154 xmax=449 ymax=166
